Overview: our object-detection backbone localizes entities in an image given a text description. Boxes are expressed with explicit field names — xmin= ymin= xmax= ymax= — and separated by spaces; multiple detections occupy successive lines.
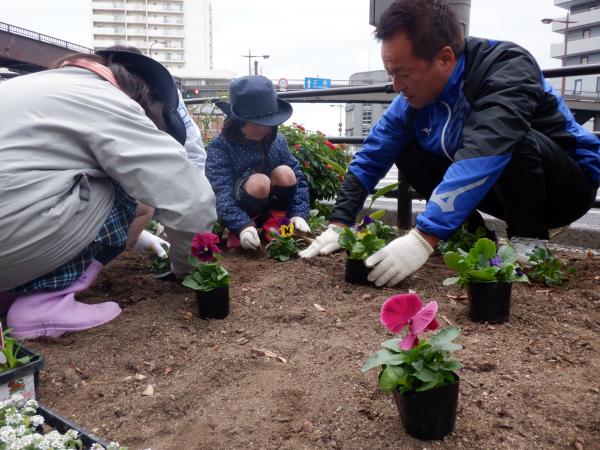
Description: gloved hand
xmin=240 ymin=226 xmax=261 ymax=250
xmin=290 ymin=216 xmax=311 ymax=233
xmin=365 ymin=229 xmax=434 ymax=287
xmin=298 ymin=224 xmax=342 ymax=258
xmin=132 ymin=230 xmax=170 ymax=258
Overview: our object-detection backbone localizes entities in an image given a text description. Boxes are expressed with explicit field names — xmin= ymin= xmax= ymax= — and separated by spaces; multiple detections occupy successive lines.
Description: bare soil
xmin=26 ymin=244 xmax=600 ymax=450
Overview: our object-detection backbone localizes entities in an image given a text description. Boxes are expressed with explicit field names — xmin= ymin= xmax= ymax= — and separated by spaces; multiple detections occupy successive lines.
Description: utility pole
xmin=542 ymin=13 xmax=577 ymax=96
xmin=241 ymin=50 xmax=270 ymax=76
xmin=330 ymin=104 xmax=345 ymax=136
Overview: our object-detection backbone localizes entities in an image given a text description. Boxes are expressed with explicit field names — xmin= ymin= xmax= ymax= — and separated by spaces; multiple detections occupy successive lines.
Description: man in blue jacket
xmin=300 ymin=0 xmax=600 ymax=287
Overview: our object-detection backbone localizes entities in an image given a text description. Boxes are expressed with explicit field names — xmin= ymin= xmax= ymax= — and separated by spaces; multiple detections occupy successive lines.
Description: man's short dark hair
xmin=375 ymin=0 xmax=464 ymax=61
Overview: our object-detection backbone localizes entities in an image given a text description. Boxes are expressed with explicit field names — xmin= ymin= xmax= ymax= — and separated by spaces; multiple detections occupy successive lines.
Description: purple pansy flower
xmin=191 ymin=232 xmax=221 ymax=262
xmin=357 ymin=214 xmax=374 ymax=232
xmin=490 ymin=255 xmax=502 ymax=267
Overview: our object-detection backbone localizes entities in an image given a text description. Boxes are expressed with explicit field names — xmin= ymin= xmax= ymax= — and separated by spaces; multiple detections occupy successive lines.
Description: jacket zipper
xmin=440 ymin=102 xmax=454 ymax=161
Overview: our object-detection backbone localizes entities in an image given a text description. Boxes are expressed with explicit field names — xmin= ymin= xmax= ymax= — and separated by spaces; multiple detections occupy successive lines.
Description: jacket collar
xmin=435 ymin=53 xmax=465 ymax=103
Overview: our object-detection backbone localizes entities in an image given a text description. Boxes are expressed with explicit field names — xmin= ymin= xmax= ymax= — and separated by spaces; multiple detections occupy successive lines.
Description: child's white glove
xmin=365 ymin=229 xmax=433 ymax=287
xmin=290 ymin=216 xmax=311 ymax=233
xmin=298 ymin=224 xmax=341 ymax=258
xmin=240 ymin=226 xmax=261 ymax=250
xmin=132 ymin=230 xmax=170 ymax=258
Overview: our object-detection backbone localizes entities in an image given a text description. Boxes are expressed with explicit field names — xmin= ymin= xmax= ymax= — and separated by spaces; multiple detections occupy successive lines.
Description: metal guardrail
xmin=278 ymin=83 xmax=396 ymax=99
xmin=183 ymin=83 xmax=397 ymax=105
xmin=0 ymin=21 xmax=93 ymax=54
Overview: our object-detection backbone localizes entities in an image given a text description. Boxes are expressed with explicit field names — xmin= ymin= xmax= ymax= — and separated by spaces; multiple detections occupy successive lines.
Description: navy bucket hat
xmin=216 ymin=75 xmax=292 ymax=126
xmin=96 ymin=48 xmax=186 ymax=145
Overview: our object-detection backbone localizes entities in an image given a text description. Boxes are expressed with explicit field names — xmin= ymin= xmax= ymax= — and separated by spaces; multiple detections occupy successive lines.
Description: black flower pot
xmin=345 ymin=258 xmax=371 ymax=285
xmin=196 ymin=286 xmax=229 ymax=319
xmin=467 ymin=281 xmax=511 ymax=323
xmin=393 ymin=373 xmax=459 ymax=441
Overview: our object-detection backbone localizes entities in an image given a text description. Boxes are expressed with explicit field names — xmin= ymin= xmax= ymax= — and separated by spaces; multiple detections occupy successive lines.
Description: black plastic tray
xmin=0 ymin=344 xmax=45 ymax=398
xmin=37 ymin=404 xmax=110 ymax=448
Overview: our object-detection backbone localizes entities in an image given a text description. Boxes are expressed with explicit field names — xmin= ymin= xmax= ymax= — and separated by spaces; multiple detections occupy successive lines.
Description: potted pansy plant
xmin=443 ymin=238 xmax=528 ymax=323
xmin=265 ymin=219 xmax=304 ymax=262
xmin=362 ymin=293 xmax=462 ymax=440
xmin=337 ymin=211 xmax=397 ymax=285
xmin=182 ymin=232 xmax=230 ymax=319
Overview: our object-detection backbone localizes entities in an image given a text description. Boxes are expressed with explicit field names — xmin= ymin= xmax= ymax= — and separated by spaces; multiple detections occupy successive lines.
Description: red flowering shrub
xmin=281 ymin=123 xmax=352 ymax=205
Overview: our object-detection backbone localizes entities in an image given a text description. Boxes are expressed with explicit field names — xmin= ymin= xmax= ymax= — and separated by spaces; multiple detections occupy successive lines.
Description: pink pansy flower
xmin=380 ymin=293 xmax=439 ymax=350
xmin=191 ymin=232 xmax=221 ymax=262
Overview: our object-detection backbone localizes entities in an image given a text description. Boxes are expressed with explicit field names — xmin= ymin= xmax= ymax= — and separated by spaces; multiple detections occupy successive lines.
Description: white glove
xmin=365 ymin=229 xmax=434 ymax=287
xmin=240 ymin=226 xmax=261 ymax=250
xmin=298 ymin=224 xmax=342 ymax=258
xmin=290 ymin=216 xmax=311 ymax=233
xmin=132 ymin=230 xmax=170 ymax=258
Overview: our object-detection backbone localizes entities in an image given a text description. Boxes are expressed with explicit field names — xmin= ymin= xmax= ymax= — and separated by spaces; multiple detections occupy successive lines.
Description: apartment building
xmin=91 ymin=0 xmax=211 ymax=74
xmin=550 ymin=1 xmax=600 ymax=105
xmin=345 ymin=70 xmax=391 ymax=138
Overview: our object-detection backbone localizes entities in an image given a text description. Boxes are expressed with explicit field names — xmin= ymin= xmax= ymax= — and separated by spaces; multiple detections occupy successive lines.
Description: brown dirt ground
xmin=25 ymin=242 xmax=600 ymax=450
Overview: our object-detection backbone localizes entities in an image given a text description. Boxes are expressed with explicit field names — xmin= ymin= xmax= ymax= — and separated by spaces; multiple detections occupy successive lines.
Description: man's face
xmin=382 ymin=32 xmax=456 ymax=109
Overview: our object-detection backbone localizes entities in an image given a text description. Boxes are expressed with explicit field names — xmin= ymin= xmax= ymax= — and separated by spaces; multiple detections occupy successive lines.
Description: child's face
xmin=241 ymin=122 xmax=272 ymax=141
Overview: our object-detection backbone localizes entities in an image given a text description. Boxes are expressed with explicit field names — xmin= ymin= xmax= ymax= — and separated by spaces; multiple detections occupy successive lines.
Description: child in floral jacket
xmin=206 ymin=75 xmax=310 ymax=250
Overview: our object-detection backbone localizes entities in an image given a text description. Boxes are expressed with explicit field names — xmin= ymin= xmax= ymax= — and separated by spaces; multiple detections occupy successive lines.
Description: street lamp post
xmin=542 ymin=12 xmax=577 ymax=96
xmin=241 ymin=49 xmax=270 ymax=76
xmin=330 ymin=104 xmax=344 ymax=136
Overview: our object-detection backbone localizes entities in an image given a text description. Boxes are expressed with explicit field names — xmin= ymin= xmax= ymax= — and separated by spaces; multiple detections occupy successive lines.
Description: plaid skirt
xmin=11 ymin=182 xmax=136 ymax=295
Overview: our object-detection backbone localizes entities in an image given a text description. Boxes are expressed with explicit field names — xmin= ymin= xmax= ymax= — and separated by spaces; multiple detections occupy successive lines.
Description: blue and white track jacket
xmin=339 ymin=37 xmax=600 ymax=239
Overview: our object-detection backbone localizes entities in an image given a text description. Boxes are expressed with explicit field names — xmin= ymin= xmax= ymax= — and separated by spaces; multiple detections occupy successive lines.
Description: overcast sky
xmin=2 ymin=0 xmax=566 ymax=134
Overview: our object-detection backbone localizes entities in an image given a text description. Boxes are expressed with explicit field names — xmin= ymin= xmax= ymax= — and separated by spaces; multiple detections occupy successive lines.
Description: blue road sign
xmin=304 ymin=77 xmax=332 ymax=89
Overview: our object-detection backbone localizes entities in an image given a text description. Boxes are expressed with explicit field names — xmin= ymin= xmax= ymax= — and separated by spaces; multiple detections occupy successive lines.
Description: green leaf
xmin=415 ymin=378 xmax=439 ymax=392
xmin=380 ymin=338 xmax=403 ymax=352
xmin=337 ymin=228 xmax=356 ymax=248
xmin=368 ymin=210 xmax=386 ymax=221
xmin=469 ymin=267 xmax=498 ymax=282
xmin=429 ymin=327 xmax=462 ymax=352
xmin=443 ymin=252 xmax=466 ymax=271
xmin=474 ymin=238 xmax=497 ymax=260
xmin=182 ymin=277 xmax=202 ymax=290
xmin=440 ymin=360 xmax=462 ymax=371
xmin=379 ymin=365 xmax=406 ymax=393
xmin=362 ymin=349 xmax=407 ymax=372
xmin=361 ymin=234 xmax=385 ymax=256
xmin=16 ymin=356 xmax=32 ymax=366
xmin=413 ymin=367 xmax=437 ymax=382
xmin=315 ymin=153 xmax=345 ymax=175
xmin=411 ymin=360 xmax=424 ymax=371
xmin=368 ymin=182 xmax=400 ymax=209
xmin=187 ymin=255 xmax=203 ymax=268
xmin=350 ymin=241 xmax=367 ymax=260
xmin=498 ymin=244 xmax=517 ymax=264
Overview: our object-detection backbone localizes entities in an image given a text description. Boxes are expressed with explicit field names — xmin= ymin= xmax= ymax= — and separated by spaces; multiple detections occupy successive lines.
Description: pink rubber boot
xmin=7 ymin=260 xmax=121 ymax=339
xmin=226 ymin=232 xmax=241 ymax=249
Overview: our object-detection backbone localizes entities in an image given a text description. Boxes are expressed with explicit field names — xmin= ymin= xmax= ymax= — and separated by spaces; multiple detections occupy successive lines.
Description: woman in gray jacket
xmin=0 ymin=49 xmax=216 ymax=338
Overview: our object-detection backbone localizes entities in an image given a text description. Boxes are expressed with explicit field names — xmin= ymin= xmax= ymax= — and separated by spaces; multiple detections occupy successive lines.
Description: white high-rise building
xmin=91 ymin=0 xmax=211 ymax=74
xmin=549 ymin=0 xmax=600 ymax=129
